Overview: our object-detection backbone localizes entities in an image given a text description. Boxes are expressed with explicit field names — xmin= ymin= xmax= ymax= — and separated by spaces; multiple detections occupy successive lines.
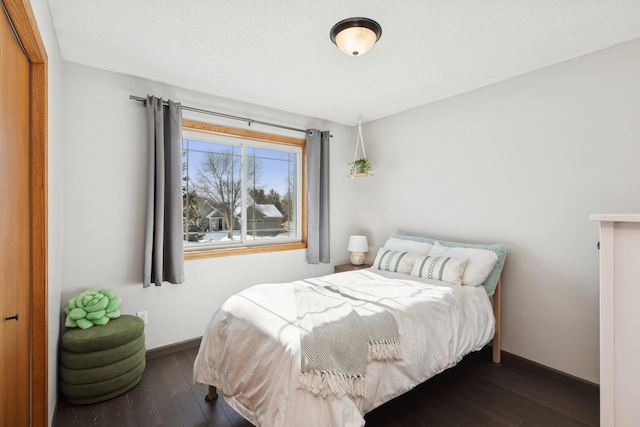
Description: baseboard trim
xmin=146 ymin=337 xmax=202 ymax=360
xmin=477 ymin=346 xmax=599 ymax=396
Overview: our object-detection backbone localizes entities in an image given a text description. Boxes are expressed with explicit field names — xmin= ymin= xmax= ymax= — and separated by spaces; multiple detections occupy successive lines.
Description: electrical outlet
xmin=136 ymin=310 xmax=148 ymax=325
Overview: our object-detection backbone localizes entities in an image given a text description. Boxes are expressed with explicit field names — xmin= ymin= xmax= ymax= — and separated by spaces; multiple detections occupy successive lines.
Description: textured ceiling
xmin=48 ymin=0 xmax=640 ymax=126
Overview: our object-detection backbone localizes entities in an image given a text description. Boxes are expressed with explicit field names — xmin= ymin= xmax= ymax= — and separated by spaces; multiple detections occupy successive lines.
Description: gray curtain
xmin=143 ymin=96 xmax=185 ymax=287
xmin=306 ymin=130 xmax=331 ymax=264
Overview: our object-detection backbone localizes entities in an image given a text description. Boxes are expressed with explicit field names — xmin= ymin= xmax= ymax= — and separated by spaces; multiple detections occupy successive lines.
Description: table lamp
xmin=347 ymin=235 xmax=369 ymax=265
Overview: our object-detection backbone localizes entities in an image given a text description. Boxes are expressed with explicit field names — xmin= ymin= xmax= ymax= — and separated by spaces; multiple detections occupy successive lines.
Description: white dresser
xmin=591 ymin=213 xmax=640 ymax=427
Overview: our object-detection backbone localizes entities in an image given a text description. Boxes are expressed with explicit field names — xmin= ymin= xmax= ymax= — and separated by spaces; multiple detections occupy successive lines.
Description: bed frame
xmin=205 ymin=275 xmax=503 ymax=402
xmin=492 ymin=277 xmax=502 ymax=365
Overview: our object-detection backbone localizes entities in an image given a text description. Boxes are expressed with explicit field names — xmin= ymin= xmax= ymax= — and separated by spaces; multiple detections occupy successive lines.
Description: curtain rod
xmin=129 ymin=95 xmax=313 ymax=135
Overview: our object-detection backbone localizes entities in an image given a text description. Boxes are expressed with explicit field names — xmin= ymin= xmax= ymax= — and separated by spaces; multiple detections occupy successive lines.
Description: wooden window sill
xmin=184 ymin=242 xmax=307 ymax=260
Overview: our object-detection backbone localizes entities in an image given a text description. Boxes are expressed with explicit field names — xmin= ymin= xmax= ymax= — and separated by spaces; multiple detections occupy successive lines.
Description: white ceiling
xmin=48 ymin=0 xmax=640 ymax=126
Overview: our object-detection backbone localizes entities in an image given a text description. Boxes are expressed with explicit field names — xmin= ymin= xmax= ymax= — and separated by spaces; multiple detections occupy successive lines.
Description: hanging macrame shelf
xmin=347 ymin=116 xmax=373 ymax=178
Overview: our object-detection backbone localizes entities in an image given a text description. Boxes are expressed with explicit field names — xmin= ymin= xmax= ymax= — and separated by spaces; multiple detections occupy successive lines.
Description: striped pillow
xmin=373 ymin=248 xmax=418 ymax=274
xmin=410 ymin=255 xmax=468 ymax=285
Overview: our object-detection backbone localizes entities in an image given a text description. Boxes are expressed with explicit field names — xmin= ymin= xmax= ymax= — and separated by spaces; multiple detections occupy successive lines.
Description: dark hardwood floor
xmin=53 ymin=347 xmax=598 ymax=427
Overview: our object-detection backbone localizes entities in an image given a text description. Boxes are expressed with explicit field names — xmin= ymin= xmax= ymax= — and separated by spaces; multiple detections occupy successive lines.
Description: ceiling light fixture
xmin=330 ymin=17 xmax=382 ymax=57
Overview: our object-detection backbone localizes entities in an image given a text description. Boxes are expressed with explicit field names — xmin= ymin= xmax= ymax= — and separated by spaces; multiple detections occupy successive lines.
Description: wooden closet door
xmin=0 ymin=6 xmax=32 ymax=426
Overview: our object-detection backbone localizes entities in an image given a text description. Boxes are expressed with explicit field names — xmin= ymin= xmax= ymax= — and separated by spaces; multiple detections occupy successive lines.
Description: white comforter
xmin=193 ymin=269 xmax=495 ymax=427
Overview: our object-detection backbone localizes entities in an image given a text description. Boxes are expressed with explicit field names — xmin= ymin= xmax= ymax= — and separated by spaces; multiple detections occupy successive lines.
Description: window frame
xmin=182 ymin=119 xmax=307 ymax=260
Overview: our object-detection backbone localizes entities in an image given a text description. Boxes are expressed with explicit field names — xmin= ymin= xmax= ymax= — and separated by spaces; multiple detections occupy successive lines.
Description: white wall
xmin=28 ymin=0 xmax=64 ymax=424
xmin=61 ymin=63 xmax=354 ymax=350
xmin=354 ymin=39 xmax=640 ymax=384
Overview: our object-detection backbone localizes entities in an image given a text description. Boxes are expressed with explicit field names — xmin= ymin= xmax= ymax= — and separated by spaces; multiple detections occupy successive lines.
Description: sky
xmin=183 ymin=138 xmax=298 ymax=196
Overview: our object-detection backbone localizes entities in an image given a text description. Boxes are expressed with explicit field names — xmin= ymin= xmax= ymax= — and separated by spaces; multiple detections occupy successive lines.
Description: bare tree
xmin=280 ymin=174 xmax=296 ymax=236
xmin=183 ymin=185 xmax=206 ymax=241
xmin=193 ymin=150 xmax=258 ymax=239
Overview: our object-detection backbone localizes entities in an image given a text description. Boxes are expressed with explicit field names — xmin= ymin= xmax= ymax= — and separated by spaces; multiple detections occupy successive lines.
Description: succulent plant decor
xmin=64 ymin=288 xmax=122 ymax=329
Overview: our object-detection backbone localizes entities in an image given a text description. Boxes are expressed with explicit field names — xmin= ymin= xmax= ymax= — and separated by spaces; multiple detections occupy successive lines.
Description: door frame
xmin=3 ymin=0 xmax=48 ymax=425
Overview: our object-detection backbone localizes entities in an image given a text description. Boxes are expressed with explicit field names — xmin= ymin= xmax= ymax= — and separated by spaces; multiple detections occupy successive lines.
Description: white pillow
xmin=410 ymin=255 xmax=468 ymax=285
xmin=428 ymin=242 xmax=498 ymax=287
xmin=383 ymin=237 xmax=433 ymax=255
xmin=372 ymin=248 xmax=418 ymax=274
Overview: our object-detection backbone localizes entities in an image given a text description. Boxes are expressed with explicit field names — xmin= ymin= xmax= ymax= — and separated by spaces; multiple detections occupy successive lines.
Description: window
xmin=181 ymin=120 xmax=306 ymax=258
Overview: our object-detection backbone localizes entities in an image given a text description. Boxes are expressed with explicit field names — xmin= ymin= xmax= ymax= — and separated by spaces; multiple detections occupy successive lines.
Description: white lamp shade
xmin=347 ymin=235 xmax=369 ymax=253
xmin=334 ymin=26 xmax=377 ymax=56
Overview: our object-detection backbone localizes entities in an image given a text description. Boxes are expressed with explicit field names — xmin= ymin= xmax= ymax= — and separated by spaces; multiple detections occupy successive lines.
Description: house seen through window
xmin=182 ymin=124 xmax=303 ymax=252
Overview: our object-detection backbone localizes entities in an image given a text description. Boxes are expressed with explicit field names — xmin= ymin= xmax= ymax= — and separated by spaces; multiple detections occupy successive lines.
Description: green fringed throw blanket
xmin=295 ymin=284 xmax=401 ymax=399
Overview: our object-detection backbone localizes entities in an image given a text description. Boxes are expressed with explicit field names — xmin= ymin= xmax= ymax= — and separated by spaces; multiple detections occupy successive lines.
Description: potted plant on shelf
xmin=349 ymin=158 xmax=372 ymax=175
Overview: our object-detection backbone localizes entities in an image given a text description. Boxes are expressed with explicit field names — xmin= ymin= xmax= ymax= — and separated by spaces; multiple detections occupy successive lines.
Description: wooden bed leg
xmin=492 ymin=277 xmax=502 ymax=366
xmin=205 ymin=385 xmax=218 ymax=402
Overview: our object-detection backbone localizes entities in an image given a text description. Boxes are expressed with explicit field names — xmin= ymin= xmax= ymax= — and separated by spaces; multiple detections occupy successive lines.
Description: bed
xmin=193 ymin=233 xmax=507 ymax=427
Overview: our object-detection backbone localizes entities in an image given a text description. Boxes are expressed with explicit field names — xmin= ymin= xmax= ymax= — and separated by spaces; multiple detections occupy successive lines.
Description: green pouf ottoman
xmin=61 ymin=334 xmax=145 ymax=369
xmin=60 ymin=315 xmax=145 ymax=404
